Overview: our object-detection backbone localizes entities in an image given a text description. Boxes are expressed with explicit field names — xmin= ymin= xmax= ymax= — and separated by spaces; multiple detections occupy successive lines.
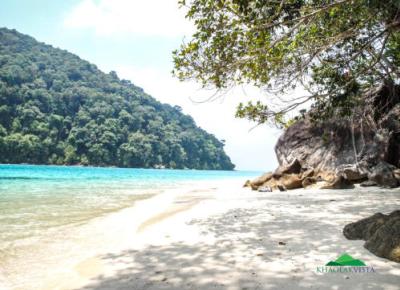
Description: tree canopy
xmin=0 ymin=28 xmax=234 ymax=170
xmin=173 ymin=0 xmax=400 ymax=126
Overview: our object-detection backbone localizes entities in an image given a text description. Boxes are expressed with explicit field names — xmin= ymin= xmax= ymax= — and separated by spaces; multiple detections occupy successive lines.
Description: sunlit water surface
xmin=0 ymin=165 xmax=260 ymax=265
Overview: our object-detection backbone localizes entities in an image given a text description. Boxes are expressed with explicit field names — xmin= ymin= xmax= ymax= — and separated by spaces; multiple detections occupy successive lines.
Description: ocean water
xmin=0 ymin=164 xmax=260 ymax=267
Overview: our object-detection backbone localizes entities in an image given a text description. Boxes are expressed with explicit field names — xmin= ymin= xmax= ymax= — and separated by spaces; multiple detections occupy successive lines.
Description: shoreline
xmin=2 ymin=181 xmax=400 ymax=290
xmin=0 ymin=179 xmax=241 ymax=290
xmin=0 ymin=163 xmax=242 ymax=172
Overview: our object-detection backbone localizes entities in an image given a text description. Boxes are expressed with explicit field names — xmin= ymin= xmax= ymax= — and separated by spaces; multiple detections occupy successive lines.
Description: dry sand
xmin=4 ymin=181 xmax=400 ymax=290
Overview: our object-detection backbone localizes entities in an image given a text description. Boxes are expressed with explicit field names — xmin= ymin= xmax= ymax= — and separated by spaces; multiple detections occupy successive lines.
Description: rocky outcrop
xmin=368 ymin=161 xmax=398 ymax=188
xmin=343 ymin=211 xmax=400 ymax=263
xmin=273 ymin=159 xmax=302 ymax=177
xmin=245 ymin=172 xmax=273 ymax=190
xmin=245 ymin=159 xmax=304 ymax=191
xmin=248 ymin=83 xmax=400 ymax=191
xmin=247 ymin=167 xmax=357 ymax=191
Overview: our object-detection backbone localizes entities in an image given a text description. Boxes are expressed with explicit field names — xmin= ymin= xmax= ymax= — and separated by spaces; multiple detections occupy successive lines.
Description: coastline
xmin=2 ymin=181 xmax=400 ymax=290
xmin=0 ymin=179 xmax=241 ymax=290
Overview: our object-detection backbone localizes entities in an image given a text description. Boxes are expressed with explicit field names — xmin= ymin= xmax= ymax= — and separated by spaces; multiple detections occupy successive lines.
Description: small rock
xmin=278 ymin=241 xmax=287 ymax=245
xmin=277 ymin=185 xmax=287 ymax=191
xmin=360 ymin=180 xmax=378 ymax=187
xmin=320 ymin=176 xmax=354 ymax=189
xmin=258 ymin=186 xmax=272 ymax=192
xmin=393 ymin=169 xmax=400 ymax=182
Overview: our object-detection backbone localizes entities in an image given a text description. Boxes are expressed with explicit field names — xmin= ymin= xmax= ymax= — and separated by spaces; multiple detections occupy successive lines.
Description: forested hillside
xmin=0 ymin=28 xmax=234 ymax=170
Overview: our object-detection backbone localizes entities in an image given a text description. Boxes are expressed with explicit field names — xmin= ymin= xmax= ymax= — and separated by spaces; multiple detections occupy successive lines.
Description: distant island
xmin=0 ymin=28 xmax=234 ymax=170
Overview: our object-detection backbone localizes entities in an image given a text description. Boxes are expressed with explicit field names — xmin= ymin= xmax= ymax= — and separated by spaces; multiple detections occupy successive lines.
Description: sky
xmin=0 ymin=0 xmax=281 ymax=171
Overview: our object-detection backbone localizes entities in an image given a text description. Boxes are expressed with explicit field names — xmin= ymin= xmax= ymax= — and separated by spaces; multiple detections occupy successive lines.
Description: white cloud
xmin=63 ymin=0 xmax=282 ymax=170
xmin=64 ymin=0 xmax=193 ymax=37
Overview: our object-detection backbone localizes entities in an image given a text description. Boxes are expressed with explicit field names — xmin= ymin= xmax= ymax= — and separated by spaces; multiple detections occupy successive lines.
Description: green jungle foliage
xmin=174 ymin=0 xmax=400 ymax=127
xmin=0 ymin=28 xmax=234 ymax=170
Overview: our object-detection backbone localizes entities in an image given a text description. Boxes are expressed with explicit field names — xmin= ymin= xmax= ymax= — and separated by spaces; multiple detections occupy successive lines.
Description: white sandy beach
xmin=2 ymin=181 xmax=400 ymax=290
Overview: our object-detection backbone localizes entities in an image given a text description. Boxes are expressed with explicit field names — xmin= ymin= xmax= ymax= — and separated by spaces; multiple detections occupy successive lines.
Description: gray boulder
xmin=249 ymin=83 xmax=400 ymax=191
xmin=271 ymin=83 xmax=400 ymax=189
xmin=343 ymin=212 xmax=389 ymax=240
xmin=364 ymin=212 xmax=400 ymax=263
xmin=368 ymin=161 xmax=398 ymax=188
xmin=343 ymin=211 xmax=400 ymax=263
xmin=336 ymin=164 xmax=367 ymax=181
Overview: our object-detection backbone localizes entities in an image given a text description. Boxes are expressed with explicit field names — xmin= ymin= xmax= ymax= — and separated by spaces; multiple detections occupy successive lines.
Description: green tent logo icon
xmin=326 ymin=253 xmax=366 ymax=267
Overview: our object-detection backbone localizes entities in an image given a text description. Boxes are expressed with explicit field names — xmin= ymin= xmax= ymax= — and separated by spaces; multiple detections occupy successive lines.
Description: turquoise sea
xmin=0 ymin=164 xmax=260 ymax=264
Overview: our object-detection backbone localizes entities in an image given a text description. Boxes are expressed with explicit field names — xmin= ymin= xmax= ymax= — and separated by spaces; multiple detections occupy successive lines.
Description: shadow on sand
xmin=78 ymin=189 xmax=400 ymax=290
